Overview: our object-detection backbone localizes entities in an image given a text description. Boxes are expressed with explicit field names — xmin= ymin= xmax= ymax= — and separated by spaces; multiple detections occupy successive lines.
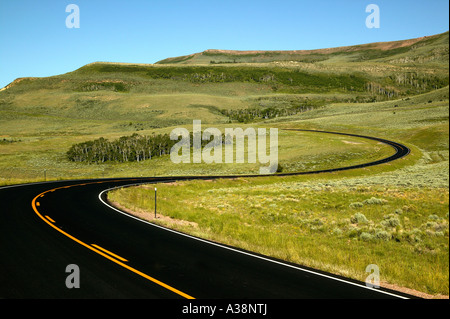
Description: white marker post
xmin=154 ymin=187 xmax=157 ymax=219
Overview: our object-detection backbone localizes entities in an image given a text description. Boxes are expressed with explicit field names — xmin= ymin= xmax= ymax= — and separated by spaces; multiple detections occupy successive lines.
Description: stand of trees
xmin=220 ymin=104 xmax=320 ymax=123
xmin=66 ymin=132 xmax=224 ymax=164
xmin=67 ymin=133 xmax=174 ymax=163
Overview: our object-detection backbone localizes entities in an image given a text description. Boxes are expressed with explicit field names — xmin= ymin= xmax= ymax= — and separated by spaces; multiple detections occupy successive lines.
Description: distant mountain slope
xmin=0 ymin=32 xmax=447 ymax=121
xmin=156 ymin=31 xmax=449 ymax=65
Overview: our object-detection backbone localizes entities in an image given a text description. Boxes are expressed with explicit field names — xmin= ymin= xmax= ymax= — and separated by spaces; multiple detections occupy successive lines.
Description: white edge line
xmin=0 ymin=181 xmax=53 ymax=190
xmin=0 ymin=178 xmax=100 ymax=191
xmin=98 ymin=182 xmax=409 ymax=300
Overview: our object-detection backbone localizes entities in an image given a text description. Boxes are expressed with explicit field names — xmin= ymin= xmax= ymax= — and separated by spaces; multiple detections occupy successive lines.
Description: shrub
xmin=432 ymin=221 xmax=448 ymax=233
xmin=363 ymin=197 xmax=387 ymax=205
xmin=425 ymin=230 xmax=435 ymax=237
xmin=360 ymin=232 xmax=375 ymax=242
xmin=425 ymin=221 xmax=438 ymax=229
xmin=349 ymin=202 xmax=364 ymax=208
xmin=407 ymin=229 xmax=423 ymax=243
xmin=375 ymin=230 xmax=391 ymax=241
xmin=381 ymin=214 xmax=401 ymax=228
xmin=350 ymin=213 xmax=369 ymax=224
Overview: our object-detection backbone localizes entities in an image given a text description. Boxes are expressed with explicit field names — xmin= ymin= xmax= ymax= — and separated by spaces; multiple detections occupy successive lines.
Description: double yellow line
xmin=31 ymin=181 xmax=194 ymax=299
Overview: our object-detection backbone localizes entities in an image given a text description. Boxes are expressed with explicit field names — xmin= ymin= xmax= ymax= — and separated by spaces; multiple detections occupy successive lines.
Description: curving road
xmin=0 ymin=130 xmax=415 ymax=302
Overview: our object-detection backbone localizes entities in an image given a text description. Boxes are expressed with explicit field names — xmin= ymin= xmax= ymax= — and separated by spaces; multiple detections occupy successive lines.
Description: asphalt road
xmin=0 ymin=130 xmax=415 ymax=302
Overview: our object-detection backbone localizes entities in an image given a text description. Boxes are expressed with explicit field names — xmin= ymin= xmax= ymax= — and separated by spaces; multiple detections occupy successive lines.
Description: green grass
xmin=0 ymin=33 xmax=448 ymax=297
xmin=0 ymin=62 xmax=447 ymax=183
xmin=109 ymin=161 xmax=449 ymax=297
xmin=0 ymin=127 xmax=396 ymax=184
xmin=106 ymin=87 xmax=449 ymax=298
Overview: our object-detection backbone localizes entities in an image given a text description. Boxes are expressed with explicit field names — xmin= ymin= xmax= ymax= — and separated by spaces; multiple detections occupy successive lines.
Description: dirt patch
xmin=380 ymin=281 xmax=449 ymax=299
xmin=108 ymin=199 xmax=198 ymax=228
xmin=342 ymin=140 xmax=363 ymax=145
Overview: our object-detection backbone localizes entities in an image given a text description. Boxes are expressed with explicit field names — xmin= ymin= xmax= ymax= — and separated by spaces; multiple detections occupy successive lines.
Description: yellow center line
xmin=31 ymin=181 xmax=194 ymax=300
xmin=91 ymin=244 xmax=128 ymax=262
xmin=45 ymin=215 xmax=55 ymax=223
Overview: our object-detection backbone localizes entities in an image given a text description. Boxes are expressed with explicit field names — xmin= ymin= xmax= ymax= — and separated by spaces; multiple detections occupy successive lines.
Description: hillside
xmin=0 ymin=31 xmax=448 ymax=183
xmin=0 ymin=32 xmax=447 ymax=128
xmin=156 ymin=31 xmax=449 ymax=65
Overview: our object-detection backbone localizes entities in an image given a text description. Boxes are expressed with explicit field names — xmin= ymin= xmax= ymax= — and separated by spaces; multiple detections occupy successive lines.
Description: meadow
xmin=108 ymin=87 xmax=449 ymax=298
xmin=0 ymin=32 xmax=448 ymax=297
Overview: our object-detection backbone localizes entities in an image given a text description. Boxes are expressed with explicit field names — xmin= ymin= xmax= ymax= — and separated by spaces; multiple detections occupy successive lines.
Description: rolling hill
xmin=0 ymin=31 xmax=448 ymax=182
xmin=155 ymin=31 xmax=449 ymax=65
xmin=0 ymin=32 xmax=447 ymax=130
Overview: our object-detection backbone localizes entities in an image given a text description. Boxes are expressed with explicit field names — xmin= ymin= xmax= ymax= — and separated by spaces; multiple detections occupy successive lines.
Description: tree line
xmin=220 ymin=104 xmax=320 ymax=123
xmin=66 ymin=132 xmax=224 ymax=164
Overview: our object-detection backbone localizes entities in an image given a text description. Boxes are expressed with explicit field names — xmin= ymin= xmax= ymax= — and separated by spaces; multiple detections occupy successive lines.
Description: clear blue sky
xmin=0 ymin=0 xmax=448 ymax=88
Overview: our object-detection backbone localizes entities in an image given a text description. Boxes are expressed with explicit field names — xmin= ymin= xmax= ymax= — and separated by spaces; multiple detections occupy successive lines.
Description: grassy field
xmin=109 ymin=174 xmax=448 ymax=297
xmin=0 ymin=126 xmax=397 ymax=184
xmin=0 ymin=32 xmax=448 ymax=297
xmin=108 ymin=87 xmax=449 ymax=298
